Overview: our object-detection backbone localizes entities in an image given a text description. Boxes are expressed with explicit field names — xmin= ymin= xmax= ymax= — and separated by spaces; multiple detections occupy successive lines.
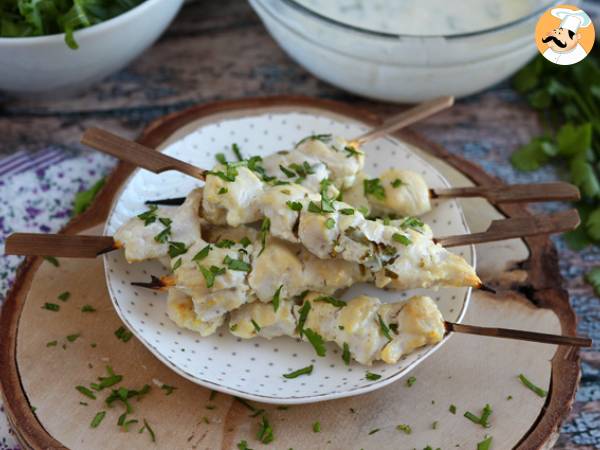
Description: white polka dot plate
xmin=104 ymin=111 xmax=474 ymax=404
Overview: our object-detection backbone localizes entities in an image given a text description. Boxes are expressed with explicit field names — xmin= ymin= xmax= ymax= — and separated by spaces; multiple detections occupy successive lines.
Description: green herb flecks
xmin=286 ymin=200 xmax=303 ymax=211
xmin=464 ymin=403 xmax=492 ymax=428
xmin=168 ymin=242 xmax=188 ymax=258
xmin=193 ymin=244 xmax=212 ymax=261
xmin=223 ymin=255 xmax=251 ymax=272
xmin=42 ymin=303 xmax=60 ymax=312
xmin=257 ymin=415 xmax=274 ymax=444
xmin=295 ymin=134 xmax=332 ymax=148
xmin=314 ymin=296 xmax=346 ymax=308
xmin=67 ymin=333 xmax=80 ymax=342
xmin=138 ymin=419 xmax=156 ymax=442
xmin=232 ymin=143 xmax=243 ymax=161
xmin=391 ymin=178 xmax=404 ymax=188
xmin=344 ymin=145 xmax=363 ymax=158
xmin=340 ymin=208 xmax=355 ymax=215
xmin=303 ymin=328 xmax=326 ymax=357
xmin=518 ymin=374 xmax=548 ymax=397
xmin=58 ymin=291 xmax=70 ymax=301
xmin=377 ymin=314 xmax=393 ymax=341
xmin=44 ymin=256 xmax=60 ymax=267
xmin=396 ymin=424 xmax=412 ymax=434
xmin=449 ymin=404 xmax=457 ymax=414
xmin=272 ymin=285 xmax=283 ymax=312
xmin=365 ymin=372 xmax=381 ymax=381
xmin=296 ymin=301 xmax=311 ymax=336
xmin=283 ymin=365 xmax=313 ymax=379
xmin=198 ymin=265 xmax=226 ymax=289
xmin=406 ymin=376 xmax=416 ymax=387
xmin=342 ymin=342 xmax=351 ymax=365
xmin=115 ymin=326 xmax=133 ymax=343
xmin=312 ymin=421 xmax=321 ymax=432
xmin=81 ymin=305 xmax=96 ymax=313
xmin=364 ymin=178 xmax=386 ymax=201
xmin=258 ymin=217 xmax=270 ymax=256
xmin=137 ymin=205 xmax=158 ymax=226
xmin=90 ymin=411 xmax=106 ymax=428
xmin=477 ymin=436 xmax=493 ymax=450
xmin=392 ymin=233 xmax=412 ymax=246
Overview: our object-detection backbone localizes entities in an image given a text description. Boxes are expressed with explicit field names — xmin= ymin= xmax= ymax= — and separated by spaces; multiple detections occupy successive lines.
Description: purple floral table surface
xmin=0 ymin=1 xmax=598 ymax=449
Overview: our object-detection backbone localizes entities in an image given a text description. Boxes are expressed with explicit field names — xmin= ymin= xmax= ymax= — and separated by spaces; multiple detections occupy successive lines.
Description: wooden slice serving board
xmin=0 ymin=97 xmax=580 ymax=450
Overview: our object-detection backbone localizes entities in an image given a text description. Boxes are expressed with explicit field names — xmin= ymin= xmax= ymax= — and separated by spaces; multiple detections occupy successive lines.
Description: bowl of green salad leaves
xmin=0 ymin=0 xmax=183 ymax=97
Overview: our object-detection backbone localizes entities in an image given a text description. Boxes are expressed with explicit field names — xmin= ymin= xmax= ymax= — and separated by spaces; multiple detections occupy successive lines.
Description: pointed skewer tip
xmin=478 ymin=283 xmax=496 ymax=294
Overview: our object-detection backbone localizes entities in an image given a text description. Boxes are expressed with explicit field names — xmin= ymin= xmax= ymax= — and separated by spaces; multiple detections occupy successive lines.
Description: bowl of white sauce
xmin=249 ymin=0 xmax=564 ymax=102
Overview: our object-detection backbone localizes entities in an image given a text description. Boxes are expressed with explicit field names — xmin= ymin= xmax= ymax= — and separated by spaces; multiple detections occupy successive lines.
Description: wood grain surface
xmin=0 ymin=1 xmax=597 ymax=448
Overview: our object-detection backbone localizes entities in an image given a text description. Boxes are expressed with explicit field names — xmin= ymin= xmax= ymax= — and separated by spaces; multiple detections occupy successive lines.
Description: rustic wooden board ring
xmin=0 ymin=96 xmax=579 ymax=449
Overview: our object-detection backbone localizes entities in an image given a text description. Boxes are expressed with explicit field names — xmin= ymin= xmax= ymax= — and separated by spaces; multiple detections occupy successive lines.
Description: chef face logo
xmin=535 ymin=5 xmax=595 ymax=66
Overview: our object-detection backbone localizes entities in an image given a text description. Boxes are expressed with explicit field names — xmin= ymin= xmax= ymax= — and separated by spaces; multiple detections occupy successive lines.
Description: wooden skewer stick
xmin=445 ymin=322 xmax=591 ymax=347
xmin=431 ymin=182 xmax=580 ymax=203
xmin=351 ymin=96 xmax=454 ymax=145
xmin=4 ymin=234 xmax=117 ymax=258
xmin=81 ymin=128 xmax=206 ymax=181
xmin=435 ymin=209 xmax=580 ymax=248
xmin=4 ymin=210 xmax=579 ymax=258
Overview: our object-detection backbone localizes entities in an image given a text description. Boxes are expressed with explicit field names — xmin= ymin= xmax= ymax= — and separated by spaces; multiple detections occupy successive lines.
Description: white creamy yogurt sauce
xmin=293 ymin=0 xmax=544 ymax=35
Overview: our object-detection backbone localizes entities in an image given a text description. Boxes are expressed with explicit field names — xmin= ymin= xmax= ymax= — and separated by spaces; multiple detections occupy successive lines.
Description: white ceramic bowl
xmin=249 ymin=0 xmax=562 ymax=102
xmin=0 ymin=0 xmax=183 ymax=97
xmin=104 ymin=110 xmax=475 ymax=404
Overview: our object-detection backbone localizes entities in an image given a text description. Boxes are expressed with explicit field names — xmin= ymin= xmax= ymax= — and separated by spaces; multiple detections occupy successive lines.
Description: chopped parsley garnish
xmin=46 ymin=340 xmax=58 ymax=347
xmin=153 ymin=221 xmax=172 ymax=243
xmin=392 ymin=233 xmax=412 ymax=246
xmin=90 ymin=366 xmax=123 ymax=391
xmin=518 ymin=374 xmax=547 ymax=397
xmin=258 ymin=217 xmax=270 ymax=256
xmin=223 ymin=255 xmax=251 ymax=272
xmin=139 ymin=419 xmax=156 ymax=442
xmin=396 ymin=424 xmax=412 ymax=434
xmin=344 ymin=145 xmax=363 ymax=158
xmin=314 ymin=296 xmax=346 ymax=308
xmin=324 ymin=218 xmax=336 ymax=229
xmin=257 ymin=415 xmax=274 ymax=444
xmin=340 ymin=208 xmax=355 ymax=215
xmin=272 ymin=285 xmax=283 ymax=312
xmin=58 ymin=291 xmax=71 ymax=301
xmin=81 ymin=305 xmax=96 ymax=313
xmin=477 ymin=436 xmax=493 ymax=450
xmin=312 ymin=421 xmax=321 ymax=432
xmin=115 ymin=326 xmax=133 ymax=343
xmin=365 ymin=372 xmax=381 ymax=381
xmin=464 ymin=404 xmax=492 ymax=428
xmin=432 ymin=421 xmax=438 ymax=430
xmin=172 ymin=258 xmax=182 ymax=271
xmin=90 ymin=411 xmax=106 ymax=428
xmin=251 ymin=319 xmax=261 ymax=333
xmin=342 ymin=342 xmax=351 ymax=365
xmin=161 ymin=384 xmax=177 ymax=395
xmin=307 ymin=201 xmax=322 ymax=214
xmin=168 ymin=241 xmax=188 ymax=258
xmin=137 ymin=205 xmax=158 ymax=226
xmin=237 ymin=440 xmax=253 ymax=450
xmin=76 ymin=386 xmax=97 ymax=400
xmin=400 ymin=217 xmax=425 ymax=231
xmin=240 ymin=236 xmax=252 ymax=248
xmin=215 ymin=153 xmax=227 ymax=164
xmin=377 ymin=314 xmax=393 ymax=341
xmin=193 ymin=244 xmax=212 ymax=261
xmin=67 ymin=333 xmax=80 ymax=342
xmin=406 ymin=376 xmax=416 ymax=387
xmin=368 ymin=428 xmax=380 ymax=435
xmin=357 ymin=206 xmax=369 ymax=216
xmin=280 ymin=164 xmax=296 ymax=178
xmin=391 ymin=178 xmax=404 ymax=188
xmin=319 ymin=179 xmax=336 ymax=213
xmin=218 ymin=187 xmax=228 ymax=195
xmin=303 ymin=328 xmax=326 ymax=357
xmin=449 ymin=404 xmax=457 ymax=414
xmin=283 ymin=365 xmax=313 ymax=379
xmin=364 ymin=178 xmax=386 ymax=200
xmin=296 ymin=302 xmax=311 ymax=336
xmin=42 ymin=302 xmax=60 ymax=311
xmin=215 ymin=239 xmax=235 ymax=249
xmin=295 ymin=134 xmax=332 ymax=147
xmin=286 ymin=201 xmax=303 ymax=211
xmin=198 ymin=265 xmax=225 ymax=288
xmin=44 ymin=256 xmax=60 ymax=267
xmin=232 ymin=143 xmax=243 ymax=161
